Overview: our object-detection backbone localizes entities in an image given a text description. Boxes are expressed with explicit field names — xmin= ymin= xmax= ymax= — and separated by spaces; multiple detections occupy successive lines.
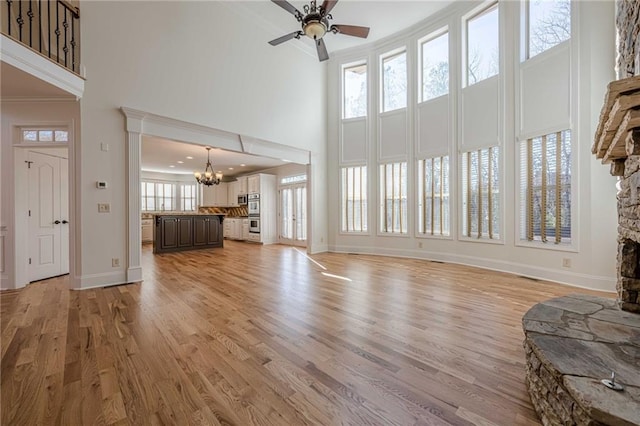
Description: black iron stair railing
xmin=1 ymin=0 xmax=80 ymax=75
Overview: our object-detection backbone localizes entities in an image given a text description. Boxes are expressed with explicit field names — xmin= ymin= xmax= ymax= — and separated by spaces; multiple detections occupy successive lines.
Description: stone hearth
xmin=523 ymin=294 xmax=640 ymax=425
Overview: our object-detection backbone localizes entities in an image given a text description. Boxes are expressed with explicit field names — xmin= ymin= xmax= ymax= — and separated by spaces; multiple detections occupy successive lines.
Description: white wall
xmin=0 ymin=100 xmax=80 ymax=289
xmin=78 ymin=1 xmax=328 ymax=287
xmin=327 ymin=1 xmax=618 ymax=291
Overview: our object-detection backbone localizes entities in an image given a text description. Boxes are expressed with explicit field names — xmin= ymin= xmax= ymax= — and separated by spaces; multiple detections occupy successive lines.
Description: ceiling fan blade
xmin=269 ymin=31 xmax=302 ymax=46
xmin=321 ymin=0 xmax=338 ymax=14
xmin=316 ymin=38 xmax=329 ymax=62
xmin=271 ymin=0 xmax=302 ymax=17
xmin=331 ymin=24 xmax=370 ymax=38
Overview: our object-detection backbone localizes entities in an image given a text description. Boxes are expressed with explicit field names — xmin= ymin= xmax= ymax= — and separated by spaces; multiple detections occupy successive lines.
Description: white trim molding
xmin=1 ymin=34 xmax=85 ymax=98
xmin=329 ymin=243 xmax=616 ymax=293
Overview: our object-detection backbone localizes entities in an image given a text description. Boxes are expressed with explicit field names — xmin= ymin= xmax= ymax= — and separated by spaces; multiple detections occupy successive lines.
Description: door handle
xmin=62 ymin=220 xmax=69 ymax=224
xmin=54 ymin=220 xmax=61 ymax=224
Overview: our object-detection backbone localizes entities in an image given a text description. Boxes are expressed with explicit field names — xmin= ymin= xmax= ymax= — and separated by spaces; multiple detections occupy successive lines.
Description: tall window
xmin=466 ymin=3 xmax=499 ymax=85
xmin=341 ymin=166 xmax=367 ymax=232
xmin=420 ymin=31 xmax=449 ymax=102
xmin=418 ymin=157 xmax=450 ymax=236
xmin=520 ymin=130 xmax=571 ymax=243
xmin=343 ymin=63 xmax=367 ymax=119
xmin=180 ymin=183 xmax=197 ymax=211
xmin=380 ymin=162 xmax=407 ymax=234
xmin=141 ymin=182 xmax=175 ymax=212
xmin=382 ymin=50 xmax=407 ymax=112
xmin=462 ymin=147 xmax=500 ymax=239
xmin=525 ymin=0 xmax=571 ymax=59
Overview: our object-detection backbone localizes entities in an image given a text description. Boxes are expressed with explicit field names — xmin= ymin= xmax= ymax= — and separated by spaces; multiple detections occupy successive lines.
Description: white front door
xmin=279 ymin=184 xmax=307 ymax=247
xmin=28 ymin=151 xmax=69 ymax=282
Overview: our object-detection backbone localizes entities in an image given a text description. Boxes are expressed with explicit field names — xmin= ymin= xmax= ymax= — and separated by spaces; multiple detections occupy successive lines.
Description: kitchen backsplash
xmin=199 ymin=206 xmax=248 ymax=217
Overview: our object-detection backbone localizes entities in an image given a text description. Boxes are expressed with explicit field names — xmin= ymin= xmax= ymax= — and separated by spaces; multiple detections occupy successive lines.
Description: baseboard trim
xmin=328 ymin=244 xmax=616 ymax=293
xmin=76 ymin=271 xmax=136 ymax=290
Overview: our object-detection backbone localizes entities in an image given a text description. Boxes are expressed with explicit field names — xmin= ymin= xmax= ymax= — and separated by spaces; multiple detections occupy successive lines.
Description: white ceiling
xmin=141 ymin=136 xmax=290 ymax=177
xmin=234 ymin=0 xmax=453 ymax=57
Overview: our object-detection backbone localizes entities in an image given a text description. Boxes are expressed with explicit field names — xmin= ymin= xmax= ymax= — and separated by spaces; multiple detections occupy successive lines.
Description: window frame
xmin=516 ymin=129 xmax=575 ymax=252
xmin=418 ymin=27 xmax=450 ymax=103
xmin=380 ymin=47 xmax=408 ymax=113
xmin=463 ymin=1 xmax=500 ymax=88
xmin=460 ymin=146 xmax=502 ymax=242
xmin=179 ymin=183 xmax=198 ymax=212
xmin=140 ymin=179 xmax=196 ymax=213
xmin=340 ymin=165 xmax=368 ymax=234
xmin=342 ymin=61 xmax=368 ymax=120
xmin=522 ymin=0 xmax=571 ymax=62
xmin=18 ymin=125 xmax=70 ymax=144
xmin=417 ymin=156 xmax=451 ymax=239
xmin=379 ymin=161 xmax=408 ymax=235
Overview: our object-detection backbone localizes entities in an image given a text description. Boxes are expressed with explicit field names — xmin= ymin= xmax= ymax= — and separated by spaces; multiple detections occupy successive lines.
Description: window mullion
xmin=527 ymin=139 xmax=534 ymax=241
xmin=422 ymin=160 xmax=427 ymax=234
xmin=466 ymin=154 xmax=472 ymax=238
xmin=477 ymin=150 xmax=482 ymax=239
xmin=392 ymin=164 xmax=396 ymax=233
xmin=430 ymin=158 xmax=435 ymax=235
xmin=488 ymin=148 xmax=493 ymax=239
xmin=439 ymin=157 xmax=444 ymax=236
xmin=541 ymin=135 xmax=547 ymax=242
xmin=555 ymin=131 xmax=562 ymax=244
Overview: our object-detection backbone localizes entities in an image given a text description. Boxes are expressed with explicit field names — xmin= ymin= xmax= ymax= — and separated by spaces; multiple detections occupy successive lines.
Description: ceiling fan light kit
xmin=269 ymin=0 xmax=370 ymax=62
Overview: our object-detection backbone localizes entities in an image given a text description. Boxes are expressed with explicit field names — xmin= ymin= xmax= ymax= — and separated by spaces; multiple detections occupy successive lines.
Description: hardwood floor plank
xmin=1 ymin=241 xmax=613 ymax=425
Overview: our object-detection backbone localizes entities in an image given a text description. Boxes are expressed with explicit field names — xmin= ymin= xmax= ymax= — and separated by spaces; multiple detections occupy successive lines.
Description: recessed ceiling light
xmin=169 ymin=165 xmax=175 ymax=168
xmin=240 ymin=164 xmax=246 ymax=167
xmin=186 ymin=156 xmax=193 ymax=160
xmin=228 ymin=167 xmax=234 ymax=170
xmin=177 ymin=161 xmax=184 ymax=164
xmin=282 ymin=159 xmax=292 ymax=162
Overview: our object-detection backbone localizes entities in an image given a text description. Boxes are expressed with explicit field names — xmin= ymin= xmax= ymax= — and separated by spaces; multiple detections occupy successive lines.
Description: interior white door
xmin=28 ymin=151 xmax=69 ymax=282
xmin=279 ymin=184 xmax=307 ymax=247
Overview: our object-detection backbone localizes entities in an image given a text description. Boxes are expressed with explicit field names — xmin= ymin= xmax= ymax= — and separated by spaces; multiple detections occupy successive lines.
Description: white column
xmin=126 ymin=130 xmax=143 ymax=282
xmin=122 ymin=107 xmax=146 ymax=283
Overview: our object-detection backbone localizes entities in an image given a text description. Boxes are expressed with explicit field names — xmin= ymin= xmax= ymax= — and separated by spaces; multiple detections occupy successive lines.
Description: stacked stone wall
xmin=616 ymin=0 xmax=640 ymax=78
xmin=614 ymin=148 xmax=640 ymax=313
xmin=524 ymin=339 xmax=604 ymax=426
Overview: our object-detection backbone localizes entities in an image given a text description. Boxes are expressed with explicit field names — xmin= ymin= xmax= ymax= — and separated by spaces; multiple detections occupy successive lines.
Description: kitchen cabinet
xmin=154 ymin=214 xmax=223 ymax=254
xmin=242 ymin=219 xmax=249 ymax=240
xmin=246 ymin=173 xmax=277 ymax=244
xmin=247 ymin=175 xmax=260 ymax=194
xmin=193 ymin=216 xmax=221 ymax=247
xmin=227 ymin=181 xmax=240 ymax=207
xmin=223 ymin=218 xmax=242 ymax=240
xmin=142 ymin=218 xmax=153 ymax=243
xmin=202 ymin=182 xmax=228 ymax=206
xmin=237 ymin=176 xmax=248 ymax=195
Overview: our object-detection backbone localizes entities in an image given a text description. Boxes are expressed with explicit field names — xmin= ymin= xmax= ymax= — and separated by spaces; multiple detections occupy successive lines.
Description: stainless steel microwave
xmin=238 ymin=194 xmax=247 ymax=205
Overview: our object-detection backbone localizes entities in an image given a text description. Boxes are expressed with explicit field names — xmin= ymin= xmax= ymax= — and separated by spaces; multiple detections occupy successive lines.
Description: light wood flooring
xmin=1 ymin=241 xmax=612 ymax=425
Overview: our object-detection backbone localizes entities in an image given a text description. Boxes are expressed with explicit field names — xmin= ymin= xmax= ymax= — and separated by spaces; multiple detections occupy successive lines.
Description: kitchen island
xmin=153 ymin=213 xmax=224 ymax=254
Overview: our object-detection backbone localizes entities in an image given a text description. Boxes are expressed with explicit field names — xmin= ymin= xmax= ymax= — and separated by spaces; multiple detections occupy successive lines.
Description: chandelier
xmin=194 ymin=147 xmax=223 ymax=186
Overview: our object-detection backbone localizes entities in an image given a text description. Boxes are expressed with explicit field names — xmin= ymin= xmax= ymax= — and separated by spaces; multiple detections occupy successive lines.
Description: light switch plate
xmin=98 ymin=203 xmax=110 ymax=213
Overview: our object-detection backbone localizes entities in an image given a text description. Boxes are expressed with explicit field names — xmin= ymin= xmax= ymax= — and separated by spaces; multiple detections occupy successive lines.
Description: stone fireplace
xmin=591 ymin=0 xmax=640 ymax=313
xmin=521 ymin=2 xmax=640 ymax=425
xmin=593 ymin=79 xmax=640 ymax=314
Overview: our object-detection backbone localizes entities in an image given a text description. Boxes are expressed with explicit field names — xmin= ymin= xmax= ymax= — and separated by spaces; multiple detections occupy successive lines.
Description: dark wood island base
xmin=154 ymin=214 xmax=224 ymax=254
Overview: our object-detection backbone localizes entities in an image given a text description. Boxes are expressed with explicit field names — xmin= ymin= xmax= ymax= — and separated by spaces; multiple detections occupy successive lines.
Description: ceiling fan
xmin=268 ymin=0 xmax=370 ymax=62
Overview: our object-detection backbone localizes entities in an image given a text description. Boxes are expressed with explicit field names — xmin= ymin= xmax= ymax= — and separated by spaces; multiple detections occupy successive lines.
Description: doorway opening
xmin=14 ymin=138 xmax=71 ymax=286
xmin=279 ymin=173 xmax=307 ymax=247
